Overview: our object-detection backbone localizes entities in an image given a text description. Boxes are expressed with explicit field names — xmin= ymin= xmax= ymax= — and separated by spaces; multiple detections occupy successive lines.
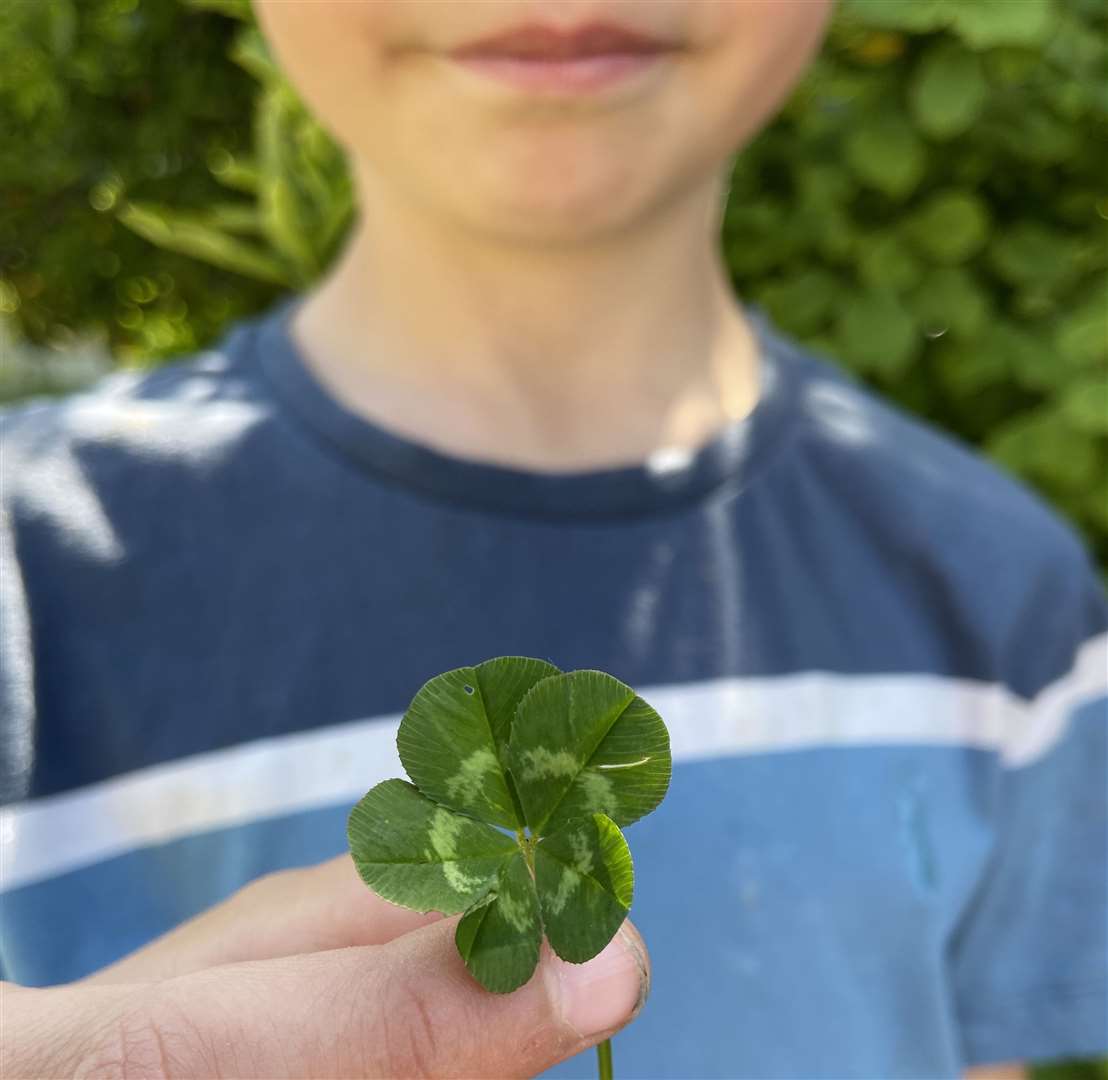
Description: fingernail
xmin=551 ymin=924 xmax=650 ymax=1039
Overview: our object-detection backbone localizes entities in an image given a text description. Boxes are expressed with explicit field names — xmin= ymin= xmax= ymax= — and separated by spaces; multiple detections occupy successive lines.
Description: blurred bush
xmin=734 ymin=0 xmax=1108 ymax=571
xmin=0 ymin=0 xmax=277 ymax=364
xmin=1 ymin=0 xmax=1105 ymax=579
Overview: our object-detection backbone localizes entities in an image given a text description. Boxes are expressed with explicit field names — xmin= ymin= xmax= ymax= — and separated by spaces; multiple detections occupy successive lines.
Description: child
xmin=2 ymin=2 xmax=1105 ymax=1077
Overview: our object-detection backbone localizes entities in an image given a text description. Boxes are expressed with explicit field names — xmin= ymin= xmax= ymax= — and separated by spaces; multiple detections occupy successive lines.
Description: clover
xmin=347 ymin=655 xmax=672 ymax=1079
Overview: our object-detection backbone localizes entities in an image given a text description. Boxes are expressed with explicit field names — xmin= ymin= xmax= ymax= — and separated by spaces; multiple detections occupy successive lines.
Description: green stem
xmin=596 ymin=1038 xmax=613 ymax=1080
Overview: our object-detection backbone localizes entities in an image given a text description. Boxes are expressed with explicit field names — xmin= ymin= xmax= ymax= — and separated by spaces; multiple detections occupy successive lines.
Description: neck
xmin=292 ymin=166 xmax=759 ymax=473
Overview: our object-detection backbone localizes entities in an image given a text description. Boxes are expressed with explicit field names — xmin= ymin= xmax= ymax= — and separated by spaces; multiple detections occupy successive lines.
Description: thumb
xmin=85 ymin=916 xmax=650 ymax=1078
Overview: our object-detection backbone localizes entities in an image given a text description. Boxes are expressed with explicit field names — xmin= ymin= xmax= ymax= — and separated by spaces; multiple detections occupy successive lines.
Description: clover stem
xmin=597 ymin=1038 xmax=613 ymax=1080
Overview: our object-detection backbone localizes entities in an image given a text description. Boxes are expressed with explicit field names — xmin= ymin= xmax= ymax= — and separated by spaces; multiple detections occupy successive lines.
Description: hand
xmin=4 ymin=854 xmax=650 ymax=1078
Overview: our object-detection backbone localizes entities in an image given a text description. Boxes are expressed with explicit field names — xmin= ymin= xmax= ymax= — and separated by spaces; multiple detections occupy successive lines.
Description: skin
xmin=3 ymin=855 xmax=649 ymax=1078
xmin=253 ymin=0 xmax=835 ymax=472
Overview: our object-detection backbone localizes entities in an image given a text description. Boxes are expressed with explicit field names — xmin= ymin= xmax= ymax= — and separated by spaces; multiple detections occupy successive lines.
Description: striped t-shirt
xmin=2 ymin=301 xmax=1105 ymax=1078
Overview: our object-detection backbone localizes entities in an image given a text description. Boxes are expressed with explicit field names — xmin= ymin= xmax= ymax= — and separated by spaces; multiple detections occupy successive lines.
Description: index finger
xmin=83 ymin=853 xmax=441 ymax=984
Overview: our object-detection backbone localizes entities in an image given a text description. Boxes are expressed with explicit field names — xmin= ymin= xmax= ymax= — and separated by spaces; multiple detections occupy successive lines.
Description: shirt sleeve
xmin=0 ymin=496 xmax=36 ymax=806
xmin=949 ymin=548 xmax=1108 ymax=1067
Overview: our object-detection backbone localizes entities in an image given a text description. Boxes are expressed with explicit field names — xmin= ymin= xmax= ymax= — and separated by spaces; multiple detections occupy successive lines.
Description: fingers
xmin=85 ymin=854 xmax=441 ymax=984
xmin=247 ymin=853 xmax=446 ymax=951
xmin=83 ymin=916 xmax=650 ymax=1078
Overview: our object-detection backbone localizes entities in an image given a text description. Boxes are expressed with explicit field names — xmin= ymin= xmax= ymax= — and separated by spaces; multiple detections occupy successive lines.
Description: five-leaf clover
xmin=347 ymin=656 xmax=672 ymax=993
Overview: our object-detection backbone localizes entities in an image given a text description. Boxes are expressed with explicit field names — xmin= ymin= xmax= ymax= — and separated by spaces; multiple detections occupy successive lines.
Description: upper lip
xmin=450 ymin=21 xmax=675 ymax=60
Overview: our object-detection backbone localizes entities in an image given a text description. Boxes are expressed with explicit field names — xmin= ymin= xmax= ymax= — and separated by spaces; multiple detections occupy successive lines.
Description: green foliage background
xmin=1 ymin=0 xmax=1106 ymax=1072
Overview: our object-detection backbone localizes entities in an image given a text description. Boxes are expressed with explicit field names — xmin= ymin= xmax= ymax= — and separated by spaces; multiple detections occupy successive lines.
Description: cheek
xmin=690 ymin=0 xmax=833 ymax=148
xmin=254 ymin=0 xmax=397 ymax=147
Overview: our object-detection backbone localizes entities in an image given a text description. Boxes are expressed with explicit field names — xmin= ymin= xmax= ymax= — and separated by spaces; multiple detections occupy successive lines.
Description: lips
xmin=450 ymin=20 xmax=674 ymax=61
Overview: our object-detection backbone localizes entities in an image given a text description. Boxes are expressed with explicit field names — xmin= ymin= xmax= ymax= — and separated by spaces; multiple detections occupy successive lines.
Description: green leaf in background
xmin=349 ymin=659 xmax=671 ymax=994
xmin=347 ymin=778 xmax=517 ymax=915
xmin=229 ymin=23 xmax=281 ymax=83
xmin=202 ymin=201 xmax=263 ymax=234
xmin=180 ymin=0 xmax=252 ymax=19
xmin=208 ymin=149 xmax=261 ymax=194
xmin=757 ymin=269 xmax=842 ymax=335
xmin=910 ymin=42 xmax=988 ymax=139
xmin=455 ymin=853 xmax=543 ymax=994
xmin=947 ymin=0 xmax=1056 ymax=48
xmin=509 ymin=669 xmax=672 ymax=837
xmin=905 ymin=190 xmax=990 ymax=264
xmin=257 ymin=83 xmax=322 ymax=283
xmin=844 ymin=0 xmax=949 ymax=33
xmin=859 ymin=234 xmax=924 ymax=292
xmin=835 ymin=290 xmax=920 ymax=375
xmin=1059 ymin=377 xmax=1108 ymax=434
xmin=977 ymin=321 xmax=1055 ymax=392
xmin=849 ymin=0 xmax=1056 ymax=47
xmin=844 ymin=112 xmax=926 ymax=199
xmin=1054 ymin=278 xmax=1108 ymax=370
xmin=397 ymin=657 xmax=559 ymax=830
xmin=988 ymin=406 xmax=1099 ymax=493
xmin=117 ymin=201 xmax=291 ymax=286
xmin=990 ymin=222 xmax=1083 ymax=293
xmin=535 ymin=813 xmax=634 ymax=964
xmin=910 ymin=267 xmax=990 ymax=339
xmin=933 ymin=335 xmax=1009 ymax=398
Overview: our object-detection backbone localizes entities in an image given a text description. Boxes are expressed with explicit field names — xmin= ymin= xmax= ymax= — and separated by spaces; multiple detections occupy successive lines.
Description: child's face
xmin=256 ymin=1 xmax=833 ymax=241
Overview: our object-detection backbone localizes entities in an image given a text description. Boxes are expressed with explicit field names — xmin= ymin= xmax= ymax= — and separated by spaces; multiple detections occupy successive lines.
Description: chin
xmin=461 ymin=191 xmax=650 ymax=246
xmin=453 ymin=159 xmax=661 ymax=242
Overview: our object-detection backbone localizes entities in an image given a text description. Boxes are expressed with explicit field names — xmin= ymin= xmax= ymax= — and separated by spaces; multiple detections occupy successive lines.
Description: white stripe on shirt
xmin=2 ymin=633 xmax=1105 ymax=894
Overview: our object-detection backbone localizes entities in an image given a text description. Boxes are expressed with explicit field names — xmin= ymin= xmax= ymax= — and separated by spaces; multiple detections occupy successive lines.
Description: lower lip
xmin=449 ymin=52 xmax=668 ymax=94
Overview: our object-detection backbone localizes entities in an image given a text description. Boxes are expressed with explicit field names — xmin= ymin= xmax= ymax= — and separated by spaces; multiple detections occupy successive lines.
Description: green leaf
xmin=947 ymin=0 xmax=1056 ymax=48
xmin=1001 ymin=107 xmax=1080 ymax=165
xmin=535 ymin=814 xmax=634 ymax=964
xmin=909 ymin=267 xmax=989 ymax=338
xmin=990 ymin=223 xmax=1083 ymax=293
xmin=455 ymin=853 xmax=543 ymax=993
xmin=906 ymin=191 xmax=990 ymax=264
xmin=204 ymin=202 xmax=262 ymax=235
xmin=229 ymin=26 xmax=280 ymax=84
xmin=834 ymin=290 xmax=920 ymax=375
xmin=976 ymin=321 xmax=1054 ymax=391
xmin=397 ymin=657 xmax=560 ymax=830
xmin=208 ymin=151 xmax=261 ymax=195
xmin=473 ymin=656 xmax=564 ymax=753
xmin=347 ymin=659 xmax=671 ymax=994
xmin=842 ymin=0 xmax=948 ymax=32
xmin=347 ymin=779 xmax=516 ymax=914
xmin=844 ymin=113 xmax=926 ymax=199
xmin=116 ymin=202 xmax=291 ymax=286
xmin=42 ymin=0 xmax=76 ymax=57
xmin=932 ymin=334 xmax=1010 ymax=397
xmin=474 ymin=655 xmax=563 ymax=821
xmin=859 ymin=233 xmax=924 ymax=293
xmin=756 ymin=269 xmax=841 ymax=335
xmin=987 ymin=407 xmax=1098 ymax=492
xmin=509 ymin=670 xmax=671 ymax=837
xmin=910 ymin=43 xmax=988 ymax=139
xmin=180 ymin=0 xmax=254 ymax=19
xmin=1053 ymin=280 xmax=1108 ymax=369
xmin=1059 ymin=377 xmax=1108 ymax=434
